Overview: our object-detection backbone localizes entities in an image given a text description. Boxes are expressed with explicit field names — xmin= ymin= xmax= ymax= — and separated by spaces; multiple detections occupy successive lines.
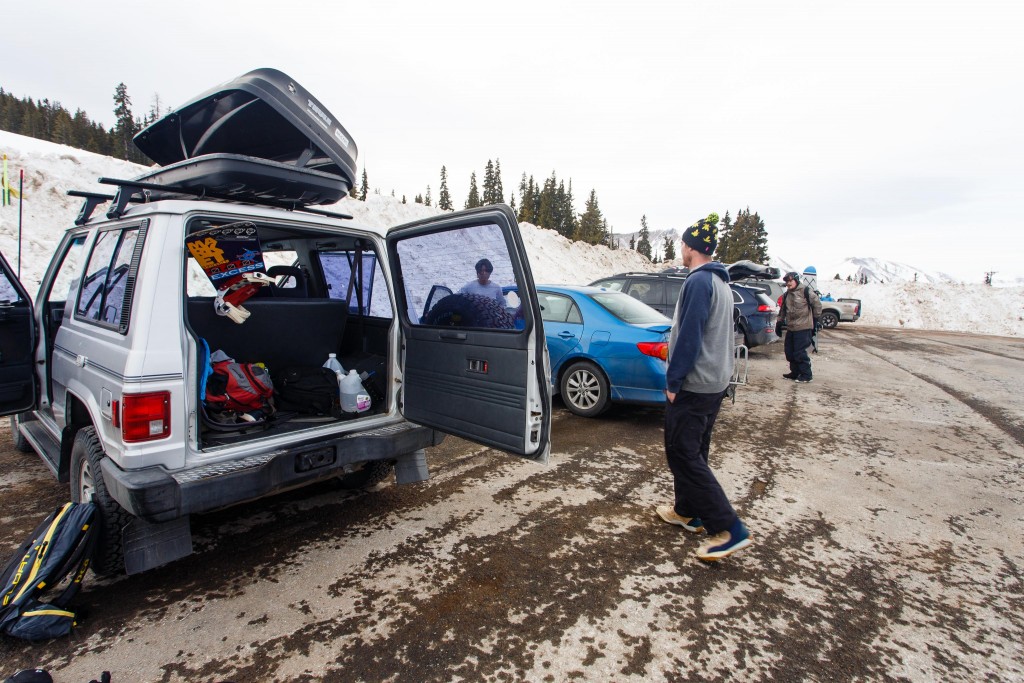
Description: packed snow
xmin=1 ymin=130 xmax=1021 ymax=337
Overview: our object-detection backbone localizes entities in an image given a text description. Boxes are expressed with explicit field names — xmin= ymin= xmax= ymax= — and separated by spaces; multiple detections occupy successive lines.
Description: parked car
xmin=0 ymin=69 xmax=551 ymax=576
xmin=589 ymin=265 xmax=780 ymax=348
xmin=731 ymin=284 xmax=780 ymax=348
xmin=499 ymin=285 xmax=672 ymax=417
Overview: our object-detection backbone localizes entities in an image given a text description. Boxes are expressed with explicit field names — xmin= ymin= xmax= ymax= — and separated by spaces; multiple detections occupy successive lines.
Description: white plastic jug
xmin=340 ymin=369 xmax=371 ymax=413
xmin=322 ymin=353 xmax=344 ymax=374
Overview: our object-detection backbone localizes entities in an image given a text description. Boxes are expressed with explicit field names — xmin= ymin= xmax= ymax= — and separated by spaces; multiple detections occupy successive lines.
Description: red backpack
xmin=205 ymin=360 xmax=275 ymax=415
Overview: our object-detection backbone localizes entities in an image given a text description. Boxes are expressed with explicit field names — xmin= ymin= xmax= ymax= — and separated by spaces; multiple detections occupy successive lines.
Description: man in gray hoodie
xmin=657 ymin=213 xmax=752 ymax=561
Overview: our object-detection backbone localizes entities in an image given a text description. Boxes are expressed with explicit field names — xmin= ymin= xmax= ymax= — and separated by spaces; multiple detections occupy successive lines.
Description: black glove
xmin=813 ymin=318 xmax=821 ymax=331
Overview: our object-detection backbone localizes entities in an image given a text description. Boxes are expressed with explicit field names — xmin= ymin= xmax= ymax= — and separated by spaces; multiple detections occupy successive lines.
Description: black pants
xmin=785 ymin=328 xmax=813 ymax=379
xmin=664 ymin=389 xmax=737 ymax=535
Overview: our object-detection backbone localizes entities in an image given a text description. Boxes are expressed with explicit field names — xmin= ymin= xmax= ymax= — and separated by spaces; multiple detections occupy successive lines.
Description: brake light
xmin=122 ymin=392 xmax=171 ymax=442
xmin=757 ymin=304 xmax=773 ymax=312
xmin=637 ymin=341 xmax=669 ymax=361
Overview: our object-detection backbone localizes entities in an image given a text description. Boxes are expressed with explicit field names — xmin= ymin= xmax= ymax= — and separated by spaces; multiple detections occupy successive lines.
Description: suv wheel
xmin=337 ymin=459 xmax=395 ymax=489
xmin=820 ymin=311 xmax=839 ymax=329
xmin=10 ymin=415 xmax=34 ymax=453
xmin=560 ymin=361 xmax=610 ymax=417
xmin=71 ymin=427 xmax=132 ymax=576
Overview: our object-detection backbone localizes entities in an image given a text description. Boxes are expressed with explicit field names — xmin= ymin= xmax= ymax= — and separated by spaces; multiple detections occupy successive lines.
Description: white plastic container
xmin=340 ymin=369 xmax=371 ymax=413
xmin=322 ymin=353 xmax=344 ymax=374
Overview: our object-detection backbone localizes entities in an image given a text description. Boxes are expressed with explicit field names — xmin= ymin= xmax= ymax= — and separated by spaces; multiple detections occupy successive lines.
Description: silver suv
xmin=0 ymin=69 xmax=550 ymax=575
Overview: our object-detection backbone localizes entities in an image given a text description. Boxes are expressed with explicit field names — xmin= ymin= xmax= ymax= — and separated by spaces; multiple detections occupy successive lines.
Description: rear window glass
xmin=591 ymin=291 xmax=671 ymax=325
xmin=319 ymin=250 xmax=393 ymax=318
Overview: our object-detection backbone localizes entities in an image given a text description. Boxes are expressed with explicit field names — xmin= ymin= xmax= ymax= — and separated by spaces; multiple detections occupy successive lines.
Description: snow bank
xmin=1 ymin=130 xmax=1021 ymax=337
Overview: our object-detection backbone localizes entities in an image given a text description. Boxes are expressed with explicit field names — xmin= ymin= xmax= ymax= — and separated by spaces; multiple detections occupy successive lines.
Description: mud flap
xmin=123 ymin=516 xmax=193 ymax=575
xmin=394 ymin=449 xmax=429 ymax=485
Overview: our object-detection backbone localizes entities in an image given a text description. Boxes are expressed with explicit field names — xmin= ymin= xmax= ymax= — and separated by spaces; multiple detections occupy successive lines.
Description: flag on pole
xmin=2 ymin=154 xmax=22 ymax=206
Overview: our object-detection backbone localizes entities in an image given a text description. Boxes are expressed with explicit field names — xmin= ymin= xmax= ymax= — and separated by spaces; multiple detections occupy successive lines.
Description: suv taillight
xmin=757 ymin=304 xmax=773 ymax=312
xmin=637 ymin=341 xmax=669 ymax=361
xmin=122 ymin=392 xmax=171 ymax=442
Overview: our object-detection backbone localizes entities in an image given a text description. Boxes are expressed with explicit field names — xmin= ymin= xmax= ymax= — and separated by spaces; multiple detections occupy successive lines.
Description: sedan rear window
xmin=591 ymin=291 xmax=671 ymax=325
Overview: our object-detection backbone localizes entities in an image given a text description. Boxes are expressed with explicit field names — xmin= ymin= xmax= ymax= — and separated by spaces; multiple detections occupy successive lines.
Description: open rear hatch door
xmin=387 ymin=206 xmax=551 ymax=462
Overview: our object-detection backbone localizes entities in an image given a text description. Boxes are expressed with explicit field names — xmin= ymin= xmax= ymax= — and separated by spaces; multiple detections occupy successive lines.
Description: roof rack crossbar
xmin=67 ymin=190 xmax=117 ymax=226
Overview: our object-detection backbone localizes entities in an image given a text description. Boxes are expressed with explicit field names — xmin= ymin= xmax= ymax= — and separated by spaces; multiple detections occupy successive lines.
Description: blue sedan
xmin=526 ymin=285 xmax=672 ymax=417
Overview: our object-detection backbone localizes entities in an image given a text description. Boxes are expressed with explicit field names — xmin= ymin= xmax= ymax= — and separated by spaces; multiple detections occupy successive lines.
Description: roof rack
xmin=67 ymin=176 xmax=354 ymax=225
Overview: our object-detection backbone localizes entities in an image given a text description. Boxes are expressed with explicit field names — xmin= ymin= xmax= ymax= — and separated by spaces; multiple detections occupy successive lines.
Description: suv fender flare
xmin=58 ymin=390 xmax=100 ymax=483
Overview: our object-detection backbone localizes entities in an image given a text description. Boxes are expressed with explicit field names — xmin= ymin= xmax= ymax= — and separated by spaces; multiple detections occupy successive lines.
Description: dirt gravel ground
xmin=1 ymin=327 xmax=1022 ymax=682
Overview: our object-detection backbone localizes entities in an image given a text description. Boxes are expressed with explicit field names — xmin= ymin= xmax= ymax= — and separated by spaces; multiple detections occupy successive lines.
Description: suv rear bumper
xmin=101 ymin=421 xmax=444 ymax=522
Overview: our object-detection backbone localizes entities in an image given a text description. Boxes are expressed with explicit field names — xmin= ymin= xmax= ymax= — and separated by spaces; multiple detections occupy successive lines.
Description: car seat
xmin=266 ymin=265 xmax=309 ymax=297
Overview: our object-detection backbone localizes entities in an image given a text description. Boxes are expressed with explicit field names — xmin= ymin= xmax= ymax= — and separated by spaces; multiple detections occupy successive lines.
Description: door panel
xmin=387 ymin=205 xmax=550 ymax=460
xmin=0 ymin=251 xmax=37 ymax=416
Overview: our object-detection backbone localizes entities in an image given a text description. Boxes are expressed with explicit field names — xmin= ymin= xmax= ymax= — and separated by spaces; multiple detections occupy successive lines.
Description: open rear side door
xmin=0 ymin=251 xmax=37 ymax=416
xmin=387 ymin=205 xmax=550 ymax=461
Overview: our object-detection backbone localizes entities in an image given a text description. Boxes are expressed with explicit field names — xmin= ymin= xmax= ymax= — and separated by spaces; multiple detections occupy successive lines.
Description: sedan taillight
xmin=637 ymin=341 xmax=669 ymax=361
xmin=122 ymin=392 xmax=171 ymax=442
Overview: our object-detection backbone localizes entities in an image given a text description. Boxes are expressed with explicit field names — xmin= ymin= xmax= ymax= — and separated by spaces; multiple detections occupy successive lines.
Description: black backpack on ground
xmin=0 ymin=502 xmax=98 ymax=641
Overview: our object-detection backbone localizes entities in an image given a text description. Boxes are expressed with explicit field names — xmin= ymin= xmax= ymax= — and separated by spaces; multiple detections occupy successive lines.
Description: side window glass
xmin=592 ymin=279 xmax=624 ymax=292
xmin=0 ymin=268 xmax=19 ymax=303
xmin=76 ymin=230 xmax=119 ymax=320
xmin=319 ymin=250 xmax=393 ymax=318
xmin=102 ymin=229 xmax=138 ymax=323
xmin=639 ymin=280 xmax=664 ymax=306
xmin=667 ymin=281 xmax=683 ymax=306
xmin=75 ymin=228 xmax=140 ymax=328
xmin=733 ymin=289 xmax=743 ymax=305
xmin=395 ymin=223 xmax=521 ymax=330
xmin=538 ymin=292 xmax=581 ymax=325
xmin=46 ymin=236 xmax=88 ymax=309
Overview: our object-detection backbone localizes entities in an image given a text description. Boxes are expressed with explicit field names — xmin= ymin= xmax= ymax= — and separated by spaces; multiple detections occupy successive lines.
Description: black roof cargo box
xmin=132 ymin=68 xmax=358 ymax=205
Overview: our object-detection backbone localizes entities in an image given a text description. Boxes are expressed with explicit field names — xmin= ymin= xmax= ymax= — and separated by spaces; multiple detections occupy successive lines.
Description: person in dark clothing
xmin=657 ymin=213 xmax=752 ymax=562
xmin=780 ymin=272 xmax=822 ymax=383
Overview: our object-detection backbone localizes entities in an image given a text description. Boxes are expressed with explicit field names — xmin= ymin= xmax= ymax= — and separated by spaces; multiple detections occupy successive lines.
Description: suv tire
xmin=337 ymin=459 xmax=396 ymax=489
xmin=560 ymin=361 xmax=610 ymax=417
xmin=424 ymin=293 xmax=515 ymax=329
xmin=10 ymin=415 xmax=34 ymax=453
xmin=820 ymin=311 xmax=840 ymax=329
xmin=71 ymin=427 xmax=132 ymax=576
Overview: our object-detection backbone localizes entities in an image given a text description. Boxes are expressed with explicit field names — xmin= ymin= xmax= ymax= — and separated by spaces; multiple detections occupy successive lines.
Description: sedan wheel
xmin=560 ymin=361 xmax=610 ymax=417
xmin=820 ymin=311 xmax=839 ymax=329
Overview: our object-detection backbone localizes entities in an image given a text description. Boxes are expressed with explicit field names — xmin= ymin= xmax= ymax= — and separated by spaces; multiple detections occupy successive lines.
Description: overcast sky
xmin=6 ymin=0 xmax=1022 ymax=281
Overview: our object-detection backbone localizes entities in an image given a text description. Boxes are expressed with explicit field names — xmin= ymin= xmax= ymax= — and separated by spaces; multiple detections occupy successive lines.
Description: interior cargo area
xmin=185 ymin=220 xmax=392 ymax=447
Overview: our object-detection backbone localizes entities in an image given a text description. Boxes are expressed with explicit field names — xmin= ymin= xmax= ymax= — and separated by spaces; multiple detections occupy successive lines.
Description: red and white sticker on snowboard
xmin=186 ymin=221 xmax=272 ymax=323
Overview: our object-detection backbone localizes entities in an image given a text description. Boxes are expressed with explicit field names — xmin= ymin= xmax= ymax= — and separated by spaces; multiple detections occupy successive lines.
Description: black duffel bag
xmin=273 ymin=366 xmax=340 ymax=416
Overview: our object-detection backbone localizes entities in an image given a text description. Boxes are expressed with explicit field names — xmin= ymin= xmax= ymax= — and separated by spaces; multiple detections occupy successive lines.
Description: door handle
xmin=557 ymin=332 xmax=576 ymax=339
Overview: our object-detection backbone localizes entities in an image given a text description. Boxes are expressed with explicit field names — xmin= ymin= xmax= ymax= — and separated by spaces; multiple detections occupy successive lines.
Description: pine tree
xmin=714 ymin=211 xmax=732 ymax=263
xmin=414 ymin=194 xmax=423 ymax=204
xmin=465 ymin=172 xmax=481 ymax=209
xmin=402 ymin=195 xmax=407 ymax=204
xmin=112 ymin=83 xmax=135 ymax=161
xmin=636 ymin=216 xmax=653 ymax=260
xmin=493 ymin=159 xmax=504 ymax=205
xmin=629 ymin=234 xmax=636 ymax=250
xmin=663 ymin=234 xmax=676 ymax=261
xmin=425 ymin=185 xmax=432 ymax=207
xmin=482 ymin=160 xmax=496 ymax=205
xmin=359 ymin=169 xmax=369 ymax=201
xmin=719 ymin=207 xmax=768 ymax=263
xmin=574 ymin=190 xmax=606 ymax=244
xmin=438 ymin=166 xmax=452 ymax=210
